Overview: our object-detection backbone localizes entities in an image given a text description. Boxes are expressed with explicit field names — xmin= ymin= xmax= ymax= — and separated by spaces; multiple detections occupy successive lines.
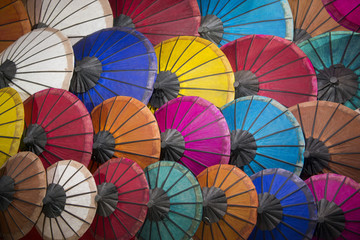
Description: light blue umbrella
xmin=197 ymin=0 xmax=293 ymax=46
xmin=221 ymin=95 xmax=304 ymax=176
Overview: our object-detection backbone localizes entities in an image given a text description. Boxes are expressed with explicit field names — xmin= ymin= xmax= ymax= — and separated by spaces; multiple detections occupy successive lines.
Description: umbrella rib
xmin=241 ymin=96 xmax=254 ymax=130
xmin=183 ymin=117 xmax=224 ymax=138
xmin=165 ymin=37 xmax=180 ymax=71
xmin=175 ymin=97 xmax=199 ymax=130
xmin=268 ymin=168 xmax=278 ymax=193
xmin=117 ymin=200 xmax=147 ymax=206
xmin=311 ymin=98 xmax=319 ymax=137
xmin=66 ymin=190 xmax=96 ymax=199
xmin=11 ymin=157 xmax=38 ymax=180
xmin=0 ymin=211 xmax=15 ymax=240
xmin=282 ymin=213 xmax=315 ymax=221
xmin=9 ymin=202 xmax=34 ymax=224
xmin=256 ymin=152 xmax=301 ymax=168
xmin=12 ymin=196 xmax=41 ymax=207
xmin=39 ymin=90 xmax=66 ymax=126
xmin=179 ymin=71 xmax=234 ymax=84
xmin=117 ymin=187 xmax=148 ymax=196
xmin=308 ymin=40 xmax=327 ymax=69
xmin=259 ymin=89 xmax=316 ymax=97
xmin=178 ymin=104 xmax=212 ymax=132
xmin=47 ymin=132 xmax=93 ymax=140
xmin=252 ymin=110 xmax=286 ymax=136
xmin=107 ymin=98 xmax=131 ymax=132
xmin=39 ymin=151 xmax=52 ymax=166
xmin=112 ymin=211 xmax=132 ymax=237
xmin=155 ymin=160 xmax=162 ymax=187
xmin=112 ymin=161 xmax=135 ymax=185
xmin=101 ymin=52 xmax=153 ymax=66
xmin=65 ymin=176 xmax=92 ymax=192
xmin=279 ymin=220 xmax=311 ymax=239
xmin=249 ymin=36 xmax=274 ymax=70
xmin=227 ymin=204 xmax=257 ymax=209
xmin=213 ymin=164 xmax=222 ymax=187
xmin=227 ymin=188 xmax=256 ymax=200
xmin=62 ymin=165 xmax=83 ymax=188
xmin=46 ymin=143 xmax=91 ymax=154
xmin=114 ymin=138 xmax=160 ymax=145
xmin=167 ymin=184 xmax=200 ymax=198
xmin=58 ymin=213 xmax=80 ymax=237
xmin=219 ymin=165 xmax=236 ymax=188
xmin=164 ymin=214 xmax=192 ymax=238
xmin=278 ymin=184 xmax=307 ymax=202
xmin=91 ymin=31 xmax=117 ymax=57
xmin=317 ymin=103 xmax=340 ymax=139
xmin=259 ymin=74 xmax=316 ymax=84
xmin=164 ymin=168 xmax=191 ymax=194
xmin=115 ymin=207 xmax=142 ymax=222
xmin=64 ymin=202 xmax=96 ymax=209
xmin=224 ymin=175 xmax=246 ymax=192
xmin=177 ymin=55 xmax=225 ymax=78
xmin=185 ymin=148 xmax=229 ymax=156
xmin=256 ymin=57 xmax=307 ymax=79
xmin=45 ymin=113 xmax=90 ymax=134
xmin=257 ymin=144 xmax=304 ymax=148
xmin=43 ymin=0 xmax=72 ymax=27
xmin=169 ymin=37 xmax=197 ymax=72
xmin=220 ymin=217 xmax=247 ymax=240
xmin=217 ymin=0 xmax=246 ymax=19
xmin=255 ymin=126 xmax=299 ymax=141
xmin=247 ymin=99 xmax=272 ymax=132
xmin=63 ymin=209 xmax=91 ymax=225
xmin=98 ymin=39 xmax=147 ymax=62
xmin=112 ymin=106 xmax=146 ymax=134
xmin=11 ymin=76 xmax=55 ymax=89
xmin=332 ymin=176 xmax=346 ymax=202
xmin=323 ymin=114 xmax=359 ymax=144
xmin=54 ymin=217 xmax=66 ymax=240
xmin=0 ymin=1 xmax=16 ymax=10
xmin=340 ymin=32 xmax=355 ymax=64
xmin=108 ymin=214 xmax=119 ymax=239
xmin=116 ymin=173 xmax=143 ymax=189
xmin=170 ymin=96 xmax=183 ymax=129
xmin=42 ymin=99 xmax=79 ymax=129
xmin=113 ymin=149 xmax=158 ymax=159
xmin=185 ymin=134 xmax=230 ymax=143
xmin=160 ymin=162 xmax=176 ymax=189
xmin=14 ymin=187 xmax=46 ymax=191
xmin=0 ymin=101 xmax=23 ymax=118
xmin=298 ymin=0 xmax=314 ymax=30
xmin=16 ymin=53 xmax=72 ymax=70
xmin=5 ymin=208 xmax=24 ymax=236
xmin=135 ymin=15 xmax=201 ymax=29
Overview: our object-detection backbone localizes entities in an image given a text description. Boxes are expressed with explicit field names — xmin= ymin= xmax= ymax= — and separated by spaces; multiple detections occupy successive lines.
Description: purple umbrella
xmin=154 ymin=96 xmax=230 ymax=175
xmin=306 ymin=173 xmax=360 ymax=240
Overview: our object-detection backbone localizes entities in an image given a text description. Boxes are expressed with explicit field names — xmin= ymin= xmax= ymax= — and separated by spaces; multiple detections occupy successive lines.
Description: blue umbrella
xmin=70 ymin=27 xmax=157 ymax=112
xmin=197 ymin=0 xmax=293 ymax=46
xmin=220 ymin=95 xmax=304 ymax=176
xmin=137 ymin=161 xmax=203 ymax=240
xmin=298 ymin=31 xmax=360 ymax=110
xmin=249 ymin=168 xmax=317 ymax=240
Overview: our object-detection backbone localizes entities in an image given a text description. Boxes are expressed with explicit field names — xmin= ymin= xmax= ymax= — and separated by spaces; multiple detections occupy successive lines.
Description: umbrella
xmin=221 ymin=95 xmax=305 ymax=176
xmin=289 ymin=0 xmax=348 ymax=44
xmin=0 ymin=152 xmax=47 ymax=240
xmin=0 ymin=87 xmax=24 ymax=168
xmin=148 ymin=36 xmax=234 ymax=111
xmin=220 ymin=34 xmax=318 ymax=107
xmin=197 ymin=0 xmax=293 ymax=47
xmin=22 ymin=88 xmax=93 ymax=169
xmin=194 ymin=164 xmax=258 ymax=240
xmin=89 ymin=157 xmax=149 ymax=240
xmin=155 ymin=96 xmax=231 ymax=176
xmin=36 ymin=160 xmax=97 ymax=240
xmin=22 ymin=0 xmax=113 ymax=45
xmin=289 ymin=100 xmax=360 ymax=182
xmin=323 ymin=0 xmax=360 ymax=32
xmin=89 ymin=96 xmax=160 ymax=171
xmin=306 ymin=173 xmax=360 ymax=240
xmin=298 ymin=31 xmax=360 ymax=109
xmin=108 ymin=0 xmax=201 ymax=46
xmin=70 ymin=27 xmax=157 ymax=113
xmin=0 ymin=27 xmax=74 ymax=101
xmin=137 ymin=161 xmax=203 ymax=240
xmin=249 ymin=168 xmax=318 ymax=240
xmin=0 ymin=0 xmax=31 ymax=52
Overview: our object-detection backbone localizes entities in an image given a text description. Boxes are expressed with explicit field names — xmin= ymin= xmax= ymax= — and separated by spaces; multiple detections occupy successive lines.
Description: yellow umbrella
xmin=148 ymin=36 xmax=234 ymax=111
xmin=0 ymin=87 xmax=24 ymax=168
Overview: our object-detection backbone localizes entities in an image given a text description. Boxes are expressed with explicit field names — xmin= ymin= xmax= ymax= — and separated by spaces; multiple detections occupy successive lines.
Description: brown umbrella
xmin=289 ymin=101 xmax=360 ymax=181
xmin=0 ymin=152 xmax=47 ymax=240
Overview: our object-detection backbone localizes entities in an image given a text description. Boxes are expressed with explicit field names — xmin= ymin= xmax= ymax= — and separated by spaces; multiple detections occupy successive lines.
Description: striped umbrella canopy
xmin=249 ymin=168 xmax=318 ymax=240
xmin=221 ymin=95 xmax=305 ymax=176
xmin=22 ymin=0 xmax=113 ymax=44
xmin=298 ymin=31 xmax=360 ymax=109
xmin=220 ymin=34 xmax=317 ymax=107
xmin=108 ymin=0 xmax=201 ymax=46
xmin=194 ymin=164 xmax=258 ymax=240
xmin=148 ymin=36 xmax=234 ymax=111
xmin=197 ymin=0 xmax=293 ymax=47
xmin=0 ymin=28 xmax=74 ymax=101
xmin=0 ymin=0 xmax=31 ymax=52
xmin=0 ymin=87 xmax=24 ymax=168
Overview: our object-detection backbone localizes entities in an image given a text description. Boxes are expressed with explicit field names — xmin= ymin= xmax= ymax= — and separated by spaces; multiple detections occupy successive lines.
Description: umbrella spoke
xmin=5 ymin=208 xmax=24 ymax=236
xmin=59 ymin=214 xmax=80 ymax=237
xmin=164 ymin=215 xmax=192 ymax=238
xmin=8 ymin=202 xmax=34 ymax=224
xmin=218 ymin=165 xmax=235 ymax=188
xmin=113 ymin=149 xmax=158 ymax=159
xmin=65 ymin=176 xmax=92 ymax=192
xmin=14 ymin=170 xmax=44 ymax=185
xmin=112 ymin=106 xmax=145 ymax=134
xmin=168 ymin=184 xmax=200 ymax=199
xmin=227 ymin=189 xmax=255 ymax=200
xmin=115 ymin=207 xmax=142 ymax=222
xmin=220 ymin=217 xmax=246 ymax=240
xmin=279 ymin=220 xmax=311 ymax=239
xmin=255 ymin=126 xmax=299 ymax=141
xmin=112 ymin=161 xmax=134 ymax=185
xmin=259 ymin=88 xmax=316 ymax=97
xmin=63 ymin=209 xmax=91 ymax=225
xmin=1 ymin=211 xmax=15 ymax=240
xmin=185 ymin=148 xmax=229 ymax=156
xmin=7 ymin=152 xmax=30 ymax=177
xmin=255 ymin=152 xmax=301 ymax=168
xmin=66 ymin=190 xmax=96 ymax=199
xmin=114 ymin=138 xmax=160 ymax=145
xmin=168 ymin=209 xmax=201 ymax=222
xmin=223 ymin=175 xmax=246 ymax=192
xmin=54 ymin=216 xmax=66 ymax=240
xmin=46 ymin=143 xmax=91 ymax=154
xmin=47 ymin=132 xmax=93 ymax=140
xmin=183 ymin=117 xmax=224 ymax=138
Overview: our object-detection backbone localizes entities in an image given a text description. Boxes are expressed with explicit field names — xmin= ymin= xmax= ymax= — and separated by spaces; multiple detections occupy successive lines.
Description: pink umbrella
xmin=306 ymin=173 xmax=360 ymax=240
xmin=154 ymin=96 xmax=230 ymax=175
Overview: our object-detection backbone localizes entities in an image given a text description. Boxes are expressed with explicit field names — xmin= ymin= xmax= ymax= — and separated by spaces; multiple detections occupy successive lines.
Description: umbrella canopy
xmin=71 ymin=27 xmax=157 ymax=113
xmin=0 ymin=87 xmax=24 ymax=168
xmin=322 ymin=0 xmax=360 ymax=32
xmin=108 ymin=0 xmax=201 ymax=46
xmin=36 ymin=160 xmax=97 ymax=240
xmin=22 ymin=0 xmax=113 ymax=45
xmin=220 ymin=34 xmax=317 ymax=107
xmin=0 ymin=152 xmax=47 ymax=240
xmin=89 ymin=96 xmax=160 ymax=172
xmin=0 ymin=0 xmax=31 ymax=52
xmin=155 ymin=96 xmax=230 ymax=176
xmin=298 ymin=31 xmax=360 ymax=109
xmin=249 ymin=168 xmax=317 ymax=240
xmin=90 ymin=158 xmax=149 ymax=240
xmin=137 ymin=161 xmax=203 ymax=240
xmin=289 ymin=0 xmax=348 ymax=44
xmin=289 ymin=100 xmax=360 ymax=182
xmin=194 ymin=164 xmax=258 ymax=240
xmin=148 ymin=36 xmax=234 ymax=111
xmin=197 ymin=0 xmax=293 ymax=47
xmin=0 ymin=27 xmax=74 ymax=101
xmin=22 ymin=88 xmax=93 ymax=169
xmin=306 ymin=173 xmax=360 ymax=240
xmin=221 ymin=95 xmax=305 ymax=176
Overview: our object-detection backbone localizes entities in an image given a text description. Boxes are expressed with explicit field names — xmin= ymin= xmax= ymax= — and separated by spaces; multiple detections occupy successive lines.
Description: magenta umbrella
xmin=306 ymin=173 xmax=360 ymax=240
xmin=154 ymin=96 xmax=230 ymax=175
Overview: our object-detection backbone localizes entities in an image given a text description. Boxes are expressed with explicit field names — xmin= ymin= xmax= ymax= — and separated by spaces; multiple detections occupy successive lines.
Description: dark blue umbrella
xmin=70 ymin=27 xmax=157 ymax=112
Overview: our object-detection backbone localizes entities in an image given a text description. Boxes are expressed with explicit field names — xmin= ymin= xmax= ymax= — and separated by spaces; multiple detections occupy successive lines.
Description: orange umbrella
xmin=194 ymin=164 xmax=258 ymax=240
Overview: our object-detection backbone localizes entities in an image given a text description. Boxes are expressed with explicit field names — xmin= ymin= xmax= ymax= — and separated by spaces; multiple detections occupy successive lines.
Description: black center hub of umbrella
xmin=23 ymin=124 xmax=47 ymax=156
xmin=314 ymin=198 xmax=345 ymax=240
xmin=70 ymin=56 xmax=103 ymax=93
xmin=0 ymin=59 xmax=16 ymax=88
xmin=0 ymin=176 xmax=15 ymax=211
xmin=95 ymin=182 xmax=118 ymax=217
xmin=147 ymin=188 xmax=170 ymax=222
xmin=317 ymin=64 xmax=358 ymax=104
xmin=92 ymin=131 xmax=116 ymax=164
xmin=198 ymin=14 xmax=224 ymax=45
xmin=113 ymin=14 xmax=135 ymax=29
xmin=149 ymin=71 xmax=180 ymax=109
xmin=257 ymin=192 xmax=283 ymax=231
xmin=301 ymin=137 xmax=330 ymax=178
xmin=234 ymin=70 xmax=259 ymax=99
xmin=31 ymin=22 xmax=49 ymax=30
xmin=202 ymin=186 xmax=227 ymax=224
xmin=230 ymin=129 xmax=257 ymax=168
xmin=293 ymin=28 xmax=312 ymax=45
xmin=160 ymin=129 xmax=185 ymax=162
xmin=42 ymin=183 xmax=66 ymax=218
